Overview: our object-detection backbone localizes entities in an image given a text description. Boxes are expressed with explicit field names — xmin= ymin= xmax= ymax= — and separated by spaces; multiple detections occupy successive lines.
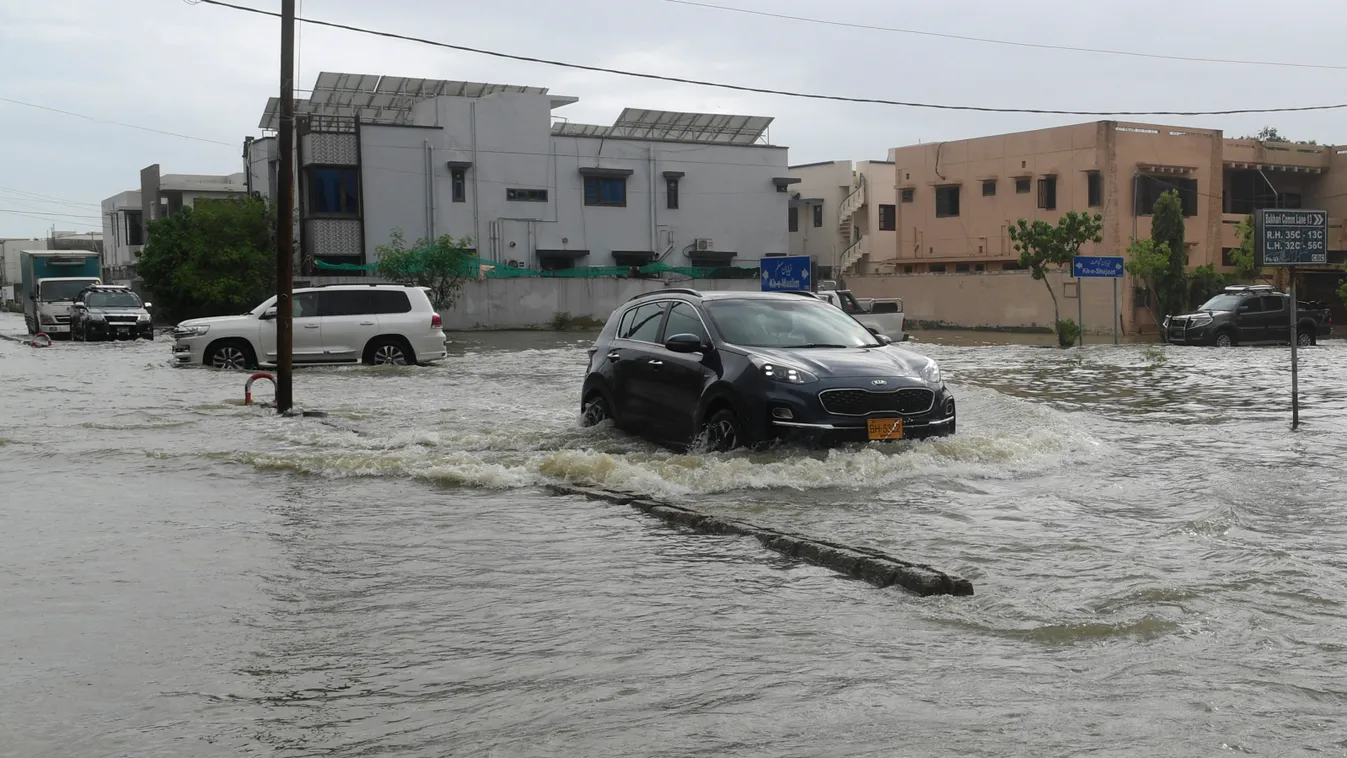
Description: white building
xmin=786 ymin=159 xmax=898 ymax=277
xmin=101 ymin=166 xmax=248 ymax=279
xmin=246 ymin=72 xmax=794 ymax=272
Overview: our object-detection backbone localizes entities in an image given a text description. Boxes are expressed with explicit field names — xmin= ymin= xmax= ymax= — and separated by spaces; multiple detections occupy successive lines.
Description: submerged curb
xmin=546 ymin=483 xmax=975 ymax=597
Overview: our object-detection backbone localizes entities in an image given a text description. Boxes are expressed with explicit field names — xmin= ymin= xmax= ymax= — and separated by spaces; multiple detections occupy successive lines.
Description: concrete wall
xmin=440 ymin=277 xmax=761 ymax=330
xmin=101 ymin=191 xmax=142 ymax=268
xmin=848 ymin=271 xmax=1129 ymax=335
xmin=1 ymin=238 xmax=46 ymax=289
xmin=787 ymin=160 xmax=851 ymax=262
xmin=359 ymin=92 xmax=790 ymax=269
xmin=852 ymin=160 xmax=898 ymax=272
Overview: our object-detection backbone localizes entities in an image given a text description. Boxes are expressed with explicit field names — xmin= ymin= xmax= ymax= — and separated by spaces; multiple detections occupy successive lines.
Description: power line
xmin=662 ymin=0 xmax=1347 ymax=72
xmin=0 ymin=208 xmax=102 ymax=220
xmin=0 ymin=96 xmax=237 ymax=147
xmin=0 ymin=187 xmax=100 ymax=209
xmin=195 ymin=0 xmax=1347 ymax=117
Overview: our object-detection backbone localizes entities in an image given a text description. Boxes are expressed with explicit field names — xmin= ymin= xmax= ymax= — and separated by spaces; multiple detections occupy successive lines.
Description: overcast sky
xmin=1 ymin=0 xmax=1344 ymax=237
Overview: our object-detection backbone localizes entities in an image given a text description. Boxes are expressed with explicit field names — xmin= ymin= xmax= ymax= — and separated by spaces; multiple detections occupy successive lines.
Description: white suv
xmin=171 ymin=285 xmax=448 ymax=369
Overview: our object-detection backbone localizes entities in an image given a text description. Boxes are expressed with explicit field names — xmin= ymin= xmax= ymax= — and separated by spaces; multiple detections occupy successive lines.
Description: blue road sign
xmin=1073 ymin=255 xmax=1125 ymax=278
xmin=760 ymin=255 xmax=812 ymax=292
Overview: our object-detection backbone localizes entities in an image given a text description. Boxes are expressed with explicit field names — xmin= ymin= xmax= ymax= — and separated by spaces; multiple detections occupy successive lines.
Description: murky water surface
xmin=3 ymin=314 xmax=1346 ymax=756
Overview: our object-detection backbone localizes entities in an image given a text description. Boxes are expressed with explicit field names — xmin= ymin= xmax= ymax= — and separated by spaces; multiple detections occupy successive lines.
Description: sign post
xmin=760 ymin=255 xmax=813 ymax=292
xmin=1254 ymin=208 xmax=1328 ymax=430
xmin=1072 ymin=255 xmax=1125 ymax=348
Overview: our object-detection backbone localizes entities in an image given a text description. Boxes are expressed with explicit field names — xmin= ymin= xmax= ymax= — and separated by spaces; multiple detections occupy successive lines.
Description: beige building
xmin=786 ymin=159 xmax=897 ymax=277
xmin=851 ymin=121 xmax=1347 ymax=332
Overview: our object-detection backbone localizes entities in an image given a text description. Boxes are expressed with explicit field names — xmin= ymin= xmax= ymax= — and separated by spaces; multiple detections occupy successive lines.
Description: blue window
xmin=584 ymin=176 xmax=627 ymax=207
xmin=307 ymin=166 xmax=359 ymax=215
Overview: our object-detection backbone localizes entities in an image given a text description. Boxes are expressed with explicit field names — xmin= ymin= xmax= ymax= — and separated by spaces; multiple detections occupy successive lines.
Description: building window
xmin=507 ymin=188 xmax=548 ymax=202
xmin=451 ymin=168 xmax=466 ymax=203
xmin=813 ymin=204 xmax=823 ymax=227
xmin=935 ymin=186 xmax=960 ymax=218
xmin=667 ymin=178 xmax=679 ymax=210
xmin=1004 ymin=261 xmax=1024 ymax=270
xmin=1087 ymin=171 xmax=1102 ymax=207
xmin=878 ymin=204 xmax=896 ymax=231
xmin=584 ymin=176 xmax=627 ymax=207
xmin=1015 ymin=177 xmax=1031 ymax=194
xmin=307 ymin=166 xmax=359 ymax=215
xmin=1134 ymin=175 xmax=1198 ymax=217
xmin=982 ymin=180 xmax=996 ymax=197
xmin=929 ymin=263 xmax=947 ymax=273
xmin=974 ymin=263 xmax=985 ymax=272
xmin=125 ymin=210 xmax=144 ymax=246
xmin=955 ymin=263 xmax=971 ymax=273
xmin=903 ymin=265 xmax=914 ymax=273
xmin=900 ymin=188 xmax=914 ymax=203
xmin=788 ymin=206 xmax=799 ymax=232
xmin=1037 ymin=177 xmax=1057 ymax=210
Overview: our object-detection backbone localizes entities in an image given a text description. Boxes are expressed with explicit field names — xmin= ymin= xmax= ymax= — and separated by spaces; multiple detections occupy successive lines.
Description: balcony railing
xmin=839 ymin=237 xmax=868 ymax=272
xmin=1223 ymin=140 xmax=1331 ymax=172
xmin=838 ymin=178 xmax=866 ymax=225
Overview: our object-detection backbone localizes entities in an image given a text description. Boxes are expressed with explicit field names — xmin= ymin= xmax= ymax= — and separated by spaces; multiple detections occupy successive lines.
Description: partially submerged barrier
xmin=547 ymin=483 xmax=974 ymax=597
xmin=244 ymin=373 xmax=276 ymax=405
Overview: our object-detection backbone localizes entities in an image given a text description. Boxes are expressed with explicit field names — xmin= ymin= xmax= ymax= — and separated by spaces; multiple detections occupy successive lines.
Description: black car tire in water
xmin=580 ymin=393 xmax=611 ymax=427
xmin=1214 ymin=331 xmax=1234 ymax=348
xmin=1297 ymin=329 xmax=1313 ymax=347
xmin=700 ymin=408 xmax=745 ymax=453
xmin=205 ymin=340 xmax=256 ymax=370
xmin=364 ymin=338 xmax=412 ymax=366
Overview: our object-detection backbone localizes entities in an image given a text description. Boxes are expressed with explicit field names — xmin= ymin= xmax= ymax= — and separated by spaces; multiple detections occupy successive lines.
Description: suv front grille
xmin=105 ymin=315 xmax=139 ymax=324
xmin=819 ymin=387 xmax=935 ymax=416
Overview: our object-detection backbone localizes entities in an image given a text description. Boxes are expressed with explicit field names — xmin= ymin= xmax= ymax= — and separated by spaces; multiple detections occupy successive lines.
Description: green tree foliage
xmin=1008 ymin=211 xmax=1103 ymax=347
xmin=1230 ymin=215 xmax=1260 ymax=280
xmin=1240 ymin=126 xmax=1317 ymax=145
xmin=1124 ymin=237 xmax=1169 ymax=336
xmin=136 ymin=196 xmax=276 ymax=322
xmin=1338 ymin=262 xmax=1347 ymax=310
xmin=1188 ymin=264 xmax=1232 ymax=307
xmin=1150 ymin=189 xmax=1189 ymax=319
xmin=374 ymin=230 xmax=475 ymax=309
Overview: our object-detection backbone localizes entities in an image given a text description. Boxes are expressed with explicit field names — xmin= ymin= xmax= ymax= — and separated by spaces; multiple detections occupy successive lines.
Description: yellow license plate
xmin=867 ymin=418 xmax=904 ymax=441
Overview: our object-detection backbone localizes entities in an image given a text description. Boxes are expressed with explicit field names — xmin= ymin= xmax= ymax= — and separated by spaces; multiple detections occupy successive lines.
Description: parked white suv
xmin=171 ymin=284 xmax=448 ymax=369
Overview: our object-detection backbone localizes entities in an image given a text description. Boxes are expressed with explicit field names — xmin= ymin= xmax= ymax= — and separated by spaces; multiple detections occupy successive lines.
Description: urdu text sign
xmin=760 ymin=255 xmax=812 ymax=292
xmin=1255 ymin=209 xmax=1328 ymax=267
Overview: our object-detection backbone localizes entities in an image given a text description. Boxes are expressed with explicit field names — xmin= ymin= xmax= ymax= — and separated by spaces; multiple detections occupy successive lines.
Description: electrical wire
xmin=0 ymin=208 xmax=102 ymax=220
xmin=661 ymin=0 xmax=1347 ymax=72
xmin=194 ymin=0 xmax=1347 ymax=117
xmin=0 ymin=96 xmax=237 ymax=147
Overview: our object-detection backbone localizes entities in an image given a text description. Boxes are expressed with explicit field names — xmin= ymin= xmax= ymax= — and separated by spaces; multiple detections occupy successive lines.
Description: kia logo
xmin=871 ymin=379 xmax=888 ymax=386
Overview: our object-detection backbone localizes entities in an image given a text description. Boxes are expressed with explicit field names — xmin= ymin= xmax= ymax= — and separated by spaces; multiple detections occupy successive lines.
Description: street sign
xmin=1255 ymin=208 xmax=1328 ymax=267
xmin=760 ymin=255 xmax=812 ymax=292
xmin=1072 ymin=255 xmax=1125 ymax=278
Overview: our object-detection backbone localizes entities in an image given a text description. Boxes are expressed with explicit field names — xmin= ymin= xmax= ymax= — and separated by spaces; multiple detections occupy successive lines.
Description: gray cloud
xmin=1 ymin=0 xmax=1343 ymax=236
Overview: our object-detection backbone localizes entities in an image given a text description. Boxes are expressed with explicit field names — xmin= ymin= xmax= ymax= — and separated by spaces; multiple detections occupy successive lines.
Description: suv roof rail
xmin=627 ymin=287 xmax=701 ymax=302
xmin=1225 ymin=284 xmax=1275 ymax=292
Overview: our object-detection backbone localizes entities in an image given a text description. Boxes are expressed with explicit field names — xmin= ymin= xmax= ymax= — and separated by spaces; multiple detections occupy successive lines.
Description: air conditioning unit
xmin=694 ymin=238 xmax=714 ymax=252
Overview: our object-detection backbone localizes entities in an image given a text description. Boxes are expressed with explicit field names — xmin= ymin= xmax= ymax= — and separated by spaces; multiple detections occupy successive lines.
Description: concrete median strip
xmin=546 ymin=483 xmax=974 ymax=597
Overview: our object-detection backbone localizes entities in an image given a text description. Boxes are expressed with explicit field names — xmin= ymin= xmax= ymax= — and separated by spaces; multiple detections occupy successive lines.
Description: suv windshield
xmin=39 ymin=280 xmax=98 ymax=302
xmin=1197 ymin=294 xmax=1244 ymax=311
xmin=86 ymin=290 xmax=142 ymax=308
xmin=705 ymin=298 xmax=879 ymax=348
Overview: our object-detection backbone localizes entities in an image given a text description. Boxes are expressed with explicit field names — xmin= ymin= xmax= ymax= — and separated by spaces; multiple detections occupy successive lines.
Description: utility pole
xmin=275 ymin=0 xmax=296 ymax=414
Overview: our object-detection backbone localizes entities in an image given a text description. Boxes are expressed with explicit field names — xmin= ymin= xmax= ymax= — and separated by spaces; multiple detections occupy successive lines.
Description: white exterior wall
xmin=787 ymin=161 xmax=852 ymax=263
xmin=101 ymin=190 xmax=142 ymax=268
xmin=359 ymin=92 xmax=790 ymax=267
xmin=855 ymin=160 xmax=898 ymax=272
xmin=1 ymin=238 xmax=46 ymax=290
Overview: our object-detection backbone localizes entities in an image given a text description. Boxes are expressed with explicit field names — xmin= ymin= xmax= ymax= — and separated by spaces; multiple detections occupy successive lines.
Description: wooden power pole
xmin=275 ymin=0 xmax=296 ymax=414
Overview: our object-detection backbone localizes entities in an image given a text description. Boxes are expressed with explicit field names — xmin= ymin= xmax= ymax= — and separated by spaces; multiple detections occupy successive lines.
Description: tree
xmin=1008 ymin=211 xmax=1104 ymax=347
xmin=1124 ymin=237 xmax=1169 ymax=335
xmin=1229 ymin=215 xmax=1260 ymax=281
xmin=1338 ymin=262 xmax=1347 ymax=311
xmin=374 ymin=230 xmax=475 ymax=309
xmin=136 ymin=196 xmax=276 ymax=323
xmin=1188 ymin=264 xmax=1233 ymax=308
xmin=1150 ymin=189 xmax=1189 ymax=320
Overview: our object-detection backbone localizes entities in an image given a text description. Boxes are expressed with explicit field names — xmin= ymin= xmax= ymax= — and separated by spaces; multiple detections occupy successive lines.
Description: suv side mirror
xmin=259 ymin=307 xmax=277 ymax=320
xmin=876 ymin=334 xmax=893 ymax=345
xmin=142 ymin=302 xmax=152 ymax=309
xmin=1237 ymin=305 xmax=1250 ymax=313
xmin=664 ymin=333 xmax=707 ymax=353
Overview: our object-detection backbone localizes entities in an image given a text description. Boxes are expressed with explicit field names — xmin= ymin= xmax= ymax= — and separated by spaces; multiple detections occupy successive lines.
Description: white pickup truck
xmin=812 ymin=286 xmax=906 ymax=342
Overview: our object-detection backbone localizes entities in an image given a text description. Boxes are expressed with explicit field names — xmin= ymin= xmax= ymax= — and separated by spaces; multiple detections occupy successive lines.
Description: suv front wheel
xmin=1214 ymin=331 xmax=1235 ymax=348
xmin=698 ymin=407 xmax=746 ymax=453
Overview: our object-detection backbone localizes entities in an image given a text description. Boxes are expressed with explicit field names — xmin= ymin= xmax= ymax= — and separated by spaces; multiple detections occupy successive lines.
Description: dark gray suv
xmin=579 ymin=288 xmax=955 ymax=451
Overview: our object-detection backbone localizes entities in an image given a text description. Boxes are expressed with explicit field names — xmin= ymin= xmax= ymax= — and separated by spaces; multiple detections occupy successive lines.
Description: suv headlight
xmin=751 ymin=357 xmax=818 ymax=384
xmin=1189 ymin=314 xmax=1213 ymax=327
xmin=88 ymin=312 xmax=105 ymax=321
xmin=920 ymin=359 xmax=942 ymax=387
xmin=138 ymin=313 xmax=151 ymax=322
xmin=175 ymin=324 xmax=209 ymax=337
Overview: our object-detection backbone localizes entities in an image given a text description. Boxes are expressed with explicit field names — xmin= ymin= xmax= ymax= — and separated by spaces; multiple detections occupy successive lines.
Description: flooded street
xmin=3 ymin=311 xmax=1346 ymax=756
